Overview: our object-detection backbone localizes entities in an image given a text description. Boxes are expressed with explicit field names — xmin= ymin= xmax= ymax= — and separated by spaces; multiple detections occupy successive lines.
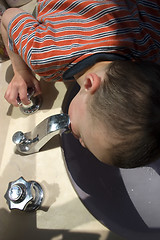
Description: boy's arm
xmin=1 ymin=8 xmax=41 ymax=106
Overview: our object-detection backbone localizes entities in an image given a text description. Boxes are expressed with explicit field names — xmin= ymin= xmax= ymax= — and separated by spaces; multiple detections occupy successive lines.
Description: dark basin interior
xmin=61 ymin=83 xmax=160 ymax=240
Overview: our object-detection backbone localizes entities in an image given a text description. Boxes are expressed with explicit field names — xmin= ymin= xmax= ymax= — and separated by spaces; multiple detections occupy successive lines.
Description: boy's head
xmin=68 ymin=60 xmax=160 ymax=168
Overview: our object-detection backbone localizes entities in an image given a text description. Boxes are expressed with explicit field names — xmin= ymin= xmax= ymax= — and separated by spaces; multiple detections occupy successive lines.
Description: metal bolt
xmin=5 ymin=177 xmax=43 ymax=211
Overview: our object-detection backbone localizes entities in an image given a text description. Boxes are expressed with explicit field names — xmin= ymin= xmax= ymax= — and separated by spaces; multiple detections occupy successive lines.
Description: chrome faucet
xmin=12 ymin=113 xmax=70 ymax=154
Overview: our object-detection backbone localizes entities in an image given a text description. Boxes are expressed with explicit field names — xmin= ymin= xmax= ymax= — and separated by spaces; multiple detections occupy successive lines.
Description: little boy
xmin=1 ymin=0 xmax=160 ymax=168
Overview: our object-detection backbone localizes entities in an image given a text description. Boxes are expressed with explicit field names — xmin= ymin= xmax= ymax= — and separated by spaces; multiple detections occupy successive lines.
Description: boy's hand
xmin=4 ymin=69 xmax=41 ymax=106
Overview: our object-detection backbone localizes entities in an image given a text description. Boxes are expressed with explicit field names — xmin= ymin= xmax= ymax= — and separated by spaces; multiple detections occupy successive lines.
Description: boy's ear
xmin=84 ymin=73 xmax=101 ymax=94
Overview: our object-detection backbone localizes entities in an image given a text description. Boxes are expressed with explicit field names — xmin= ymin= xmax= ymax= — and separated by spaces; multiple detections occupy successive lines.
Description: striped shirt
xmin=8 ymin=0 xmax=160 ymax=82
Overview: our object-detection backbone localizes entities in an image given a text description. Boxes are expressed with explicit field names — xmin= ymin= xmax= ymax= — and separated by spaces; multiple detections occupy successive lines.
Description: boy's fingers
xmin=19 ymin=87 xmax=30 ymax=105
xmin=5 ymin=88 xmax=19 ymax=106
xmin=33 ymin=80 xmax=42 ymax=96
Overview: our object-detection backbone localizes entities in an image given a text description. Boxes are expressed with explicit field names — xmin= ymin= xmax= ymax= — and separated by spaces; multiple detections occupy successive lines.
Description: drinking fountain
xmin=11 ymin=82 xmax=160 ymax=239
xmin=12 ymin=113 xmax=70 ymax=154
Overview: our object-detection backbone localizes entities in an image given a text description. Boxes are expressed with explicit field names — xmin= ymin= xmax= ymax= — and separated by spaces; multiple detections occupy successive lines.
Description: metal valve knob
xmin=4 ymin=177 xmax=43 ymax=211
xmin=17 ymin=87 xmax=42 ymax=115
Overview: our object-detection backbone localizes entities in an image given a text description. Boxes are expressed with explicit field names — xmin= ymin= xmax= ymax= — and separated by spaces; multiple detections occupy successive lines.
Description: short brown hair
xmin=90 ymin=60 xmax=160 ymax=168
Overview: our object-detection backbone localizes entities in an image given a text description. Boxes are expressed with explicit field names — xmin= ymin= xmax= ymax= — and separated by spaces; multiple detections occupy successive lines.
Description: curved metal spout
xmin=12 ymin=113 xmax=70 ymax=154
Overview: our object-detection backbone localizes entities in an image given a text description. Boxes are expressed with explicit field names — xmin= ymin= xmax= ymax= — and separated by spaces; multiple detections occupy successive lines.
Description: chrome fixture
xmin=12 ymin=113 xmax=70 ymax=154
xmin=4 ymin=177 xmax=43 ymax=211
xmin=17 ymin=87 xmax=42 ymax=115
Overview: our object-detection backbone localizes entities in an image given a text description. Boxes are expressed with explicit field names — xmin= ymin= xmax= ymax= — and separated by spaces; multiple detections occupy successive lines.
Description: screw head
xmin=8 ymin=184 xmax=24 ymax=202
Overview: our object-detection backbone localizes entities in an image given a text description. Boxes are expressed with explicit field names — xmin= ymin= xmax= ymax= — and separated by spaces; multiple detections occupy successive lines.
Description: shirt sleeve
xmin=8 ymin=12 xmax=39 ymax=70
xmin=7 ymin=11 xmax=71 ymax=82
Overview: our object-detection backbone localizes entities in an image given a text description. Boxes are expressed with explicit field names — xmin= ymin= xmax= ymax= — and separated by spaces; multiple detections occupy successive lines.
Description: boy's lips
xmin=69 ymin=123 xmax=86 ymax=148
xmin=70 ymin=123 xmax=79 ymax=139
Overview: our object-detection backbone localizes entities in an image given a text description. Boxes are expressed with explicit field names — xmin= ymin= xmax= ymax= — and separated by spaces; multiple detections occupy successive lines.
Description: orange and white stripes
xmin=8 ymin=0 xmax=160 ymax=81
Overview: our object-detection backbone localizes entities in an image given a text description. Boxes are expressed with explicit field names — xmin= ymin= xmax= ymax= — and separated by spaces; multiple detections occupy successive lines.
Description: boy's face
xmin=68 ymin=62 xmax=113 ymax=165
xmin=68 ymin=88 xmax=112 ymax=164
